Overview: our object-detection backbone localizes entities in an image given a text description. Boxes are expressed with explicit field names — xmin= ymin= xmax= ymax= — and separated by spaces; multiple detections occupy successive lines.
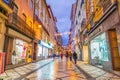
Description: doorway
xmin=6 ymin=37 xmax=14 ymax=65
xmin=108 ymin=29 xmax=120 ymax=70
xmin=33 ymin=43 xmax=37 ymax=61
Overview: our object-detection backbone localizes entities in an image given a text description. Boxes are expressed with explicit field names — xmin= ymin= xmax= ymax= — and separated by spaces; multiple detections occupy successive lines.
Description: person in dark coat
xmin=73 ymin=51 xmax=77 ymax=64
xmin=69 ymin=51 xmax=72 ymax=61
xmin=65 ymin=51 xmax=69 ymax=61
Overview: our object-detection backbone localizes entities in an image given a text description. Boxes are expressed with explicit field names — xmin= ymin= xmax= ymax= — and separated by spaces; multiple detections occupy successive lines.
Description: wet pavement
xmin=0 ymin=59 xmax=53 ymax=80
xmin=76 ymin=61 xmax=120 ymax=80
xmin=1 ymin=58 xmax=120 ymax=80
xmin=23 ymin=58 xmax=87 ymax=80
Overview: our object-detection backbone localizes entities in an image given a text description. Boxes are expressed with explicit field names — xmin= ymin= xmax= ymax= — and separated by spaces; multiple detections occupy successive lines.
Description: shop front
xmin=90 ymin=33 xmax=110 ymax=67
xmin=12 ymin=39 xmax=32 ymax=64
xmin=5 ymin=28 xmax=33 ymax=66
xmin=38 ymin=40 xmax=52 ymax=59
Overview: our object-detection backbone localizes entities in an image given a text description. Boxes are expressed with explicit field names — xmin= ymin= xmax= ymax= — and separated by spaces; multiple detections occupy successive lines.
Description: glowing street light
xmin=38 ymin=25 xmax=42 ymax=28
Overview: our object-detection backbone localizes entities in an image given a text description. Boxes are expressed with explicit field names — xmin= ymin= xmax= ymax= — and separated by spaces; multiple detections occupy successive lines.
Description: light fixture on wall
xmin=38 ymin=25 xmax=42 ymax=28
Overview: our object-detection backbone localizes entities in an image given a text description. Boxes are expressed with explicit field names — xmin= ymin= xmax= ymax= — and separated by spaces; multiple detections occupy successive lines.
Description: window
xmin=13 ymin=5 xmax=18 ymax=24
xmin=78 ymin=11 xmax=81 ymax=17
xmin=23 ymin=13 xmax=27 ymax=23
xmin=0 ymin=21 xmax=3 ymax=33
xmin=80 ymin=0 xmax=84 ymax=8
xmin=30 ymin=0 xmax=33 ymax=9
xmin=26 ymin=0 xmax=28 ymax=2
xmin=29 ymin=21 xmax=32 ymax=28
xmin=13 ymin=4 xmax=18 ymax=14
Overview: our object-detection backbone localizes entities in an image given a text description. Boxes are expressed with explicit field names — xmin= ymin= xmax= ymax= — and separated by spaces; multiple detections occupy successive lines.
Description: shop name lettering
xmin=90 ymin=27 xmax=102 ymax=38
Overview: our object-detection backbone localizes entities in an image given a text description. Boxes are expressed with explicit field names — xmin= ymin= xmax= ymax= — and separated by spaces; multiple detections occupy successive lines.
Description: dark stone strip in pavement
xmin=13 ymin=69 xmax=22 ymax=76
xmin=76 ymin=65 xmax=95 ymax=80
xmin=14 ymin=60 xmax=54 ymax=80
xmin=93 ymin=65 xmax=120 ymax=77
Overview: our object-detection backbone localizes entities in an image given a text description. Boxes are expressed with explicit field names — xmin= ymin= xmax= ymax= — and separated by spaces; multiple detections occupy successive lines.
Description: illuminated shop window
xmin=90 ymin=33 xmax=109 ymax=62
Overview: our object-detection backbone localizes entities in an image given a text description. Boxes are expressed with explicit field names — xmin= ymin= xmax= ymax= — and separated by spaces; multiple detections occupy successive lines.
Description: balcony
xmin=80 ymin=18 xmax=86 ymax=33
xmin=94 ymin=8 xmax=103 ymax=23
xmin=35 ymin=15 xmax=49 ymax=36
xmin=103 ymin=0 xmax=113 ymax=12
xmin=97 ymin=0 xmax=116 ymax=13
xmin=6 ymin=13 xmax=34 ymax=39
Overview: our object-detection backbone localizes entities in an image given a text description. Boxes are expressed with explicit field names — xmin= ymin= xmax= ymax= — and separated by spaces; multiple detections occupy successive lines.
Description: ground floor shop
xmin=37 ymin=40 xmax=52 ymax=59
xmin=4 ymin=28 xmax=33 ymax=66
xmin=90 ymin=32 xmax=110 ymax=68
xmin=88 ymin=9 xmax=120 ymax=70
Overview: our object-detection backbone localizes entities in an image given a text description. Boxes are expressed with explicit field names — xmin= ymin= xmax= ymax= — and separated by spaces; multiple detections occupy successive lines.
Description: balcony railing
xmin=94 ymin=8 xmax=103 ymax=23
xmin=103 ymin=0 xmax=112 ymax=12
xmin=6 ymin=13 xmax=34 ymax=39
xmin=80 ymin=18 xmax=86 ymax=32
xmin=97 ymin=0 xmax=116 ymax=13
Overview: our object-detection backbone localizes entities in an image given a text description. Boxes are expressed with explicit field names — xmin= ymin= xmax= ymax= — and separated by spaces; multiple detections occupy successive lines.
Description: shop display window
xmin=13 ymin=39 xmax=32 ymax=64
xmin=38 ymin=45 xmax=42 ymax=57
xmin=117 ymin=34 xmax=120 ymax=56
xmin=90 ymin=33 xmax=109 ymax=63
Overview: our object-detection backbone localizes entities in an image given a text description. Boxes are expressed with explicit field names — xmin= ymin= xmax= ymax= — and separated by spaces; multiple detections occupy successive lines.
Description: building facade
xmin=3 ymin=0 xmax=34 ymax=68
xmin=0 ymin=0 xmax=12 ymax=52
xmin=75 ymin=0 xmax=87 ymax=61
xmin=86 ymin=0 xmax=120 ymax=71
xmin=34 ymin=0 xmax=55 ymax=60
xmin=69 ymin=3 xmax=76 ymax=54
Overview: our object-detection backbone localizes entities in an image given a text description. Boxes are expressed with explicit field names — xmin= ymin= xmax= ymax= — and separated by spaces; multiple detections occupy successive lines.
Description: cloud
xmin=46 ymin=0 xmax=76 ymax=45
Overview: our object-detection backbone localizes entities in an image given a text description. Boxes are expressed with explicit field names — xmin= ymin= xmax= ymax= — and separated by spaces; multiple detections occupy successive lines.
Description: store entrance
xmin=83 ymin=45 xmax=89 ymax=63
xmin=33 ymin=43 xmax=37 ymax=61
xmin=6 ymin=37 xmax=14 ymax=65
xmin=108 ymin=29 xmax=120 ymax=70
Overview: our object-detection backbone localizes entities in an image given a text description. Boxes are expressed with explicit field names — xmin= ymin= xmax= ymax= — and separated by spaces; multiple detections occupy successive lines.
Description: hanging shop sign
xmin=39 ymin=40 xmax=52 ymax=49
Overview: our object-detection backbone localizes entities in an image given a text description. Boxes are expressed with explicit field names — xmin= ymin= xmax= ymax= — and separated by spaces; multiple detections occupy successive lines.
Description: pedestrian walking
xmin=65 ymin=51 xmax=69 ymax=61
xmin=73 ymin=51 xmax=77 ymax=64
xmin=60 ymin=53 xmax=63 ymax=60
xmin=69 ymin=51 xmax=72 ymax=61
xmin=53 ymin=53 xmax=56 ymax=60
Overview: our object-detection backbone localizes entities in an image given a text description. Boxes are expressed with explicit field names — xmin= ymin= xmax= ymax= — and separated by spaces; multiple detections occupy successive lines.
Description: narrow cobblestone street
xmin=1 ymin=57 xmax=120 ymax=80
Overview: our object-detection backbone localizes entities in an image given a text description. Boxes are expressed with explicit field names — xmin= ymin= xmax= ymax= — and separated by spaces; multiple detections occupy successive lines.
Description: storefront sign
xmin=39 ymin=40 xmax=52 ymax=49
xmin=89 ymin=25 xmax=103 ymax=39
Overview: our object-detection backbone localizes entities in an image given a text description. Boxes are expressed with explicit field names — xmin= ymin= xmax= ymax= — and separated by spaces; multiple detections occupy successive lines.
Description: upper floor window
xmin=13 ymin=4 xmax=18 ymax=14
xmin=80 ymin=0 xmax=84 ymax=8
xmin=26 ymin=0 xmax=28 ymax=2
xmin=23 ymin=13 xmax=27 ymax=23
xmin=30 ymin=0 xmax=33 ymax=10
xmin=78 ymin=11 xmax=81 ymax=17
xmin=29 ymin=21 xmax=32 ymax=28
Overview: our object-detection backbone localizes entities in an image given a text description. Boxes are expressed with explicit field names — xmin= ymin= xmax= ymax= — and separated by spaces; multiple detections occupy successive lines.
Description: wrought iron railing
xmin=103 ymin=0 xmax=113 ymax=12
xmin=6 ymin=13 xmax=34 ymax=38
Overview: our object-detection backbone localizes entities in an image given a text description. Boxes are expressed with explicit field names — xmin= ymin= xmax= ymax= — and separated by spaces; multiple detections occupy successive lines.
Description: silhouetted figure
xmin=69 ymin=52 xmax=72 ymax=61
xmin=53 ymin=53 xmax=56 ymax=60
xmin=73 ymin=51 xmax=77 ymax=64
xmin=65 ymin=51 xmax=69 ymax=61
xmin=60 ymin=53 xmax=63 ymax=60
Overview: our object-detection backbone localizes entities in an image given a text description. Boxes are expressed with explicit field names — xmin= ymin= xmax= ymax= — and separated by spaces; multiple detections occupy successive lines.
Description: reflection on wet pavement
xmin=25 ymin=58 xmax=87 ymax=80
